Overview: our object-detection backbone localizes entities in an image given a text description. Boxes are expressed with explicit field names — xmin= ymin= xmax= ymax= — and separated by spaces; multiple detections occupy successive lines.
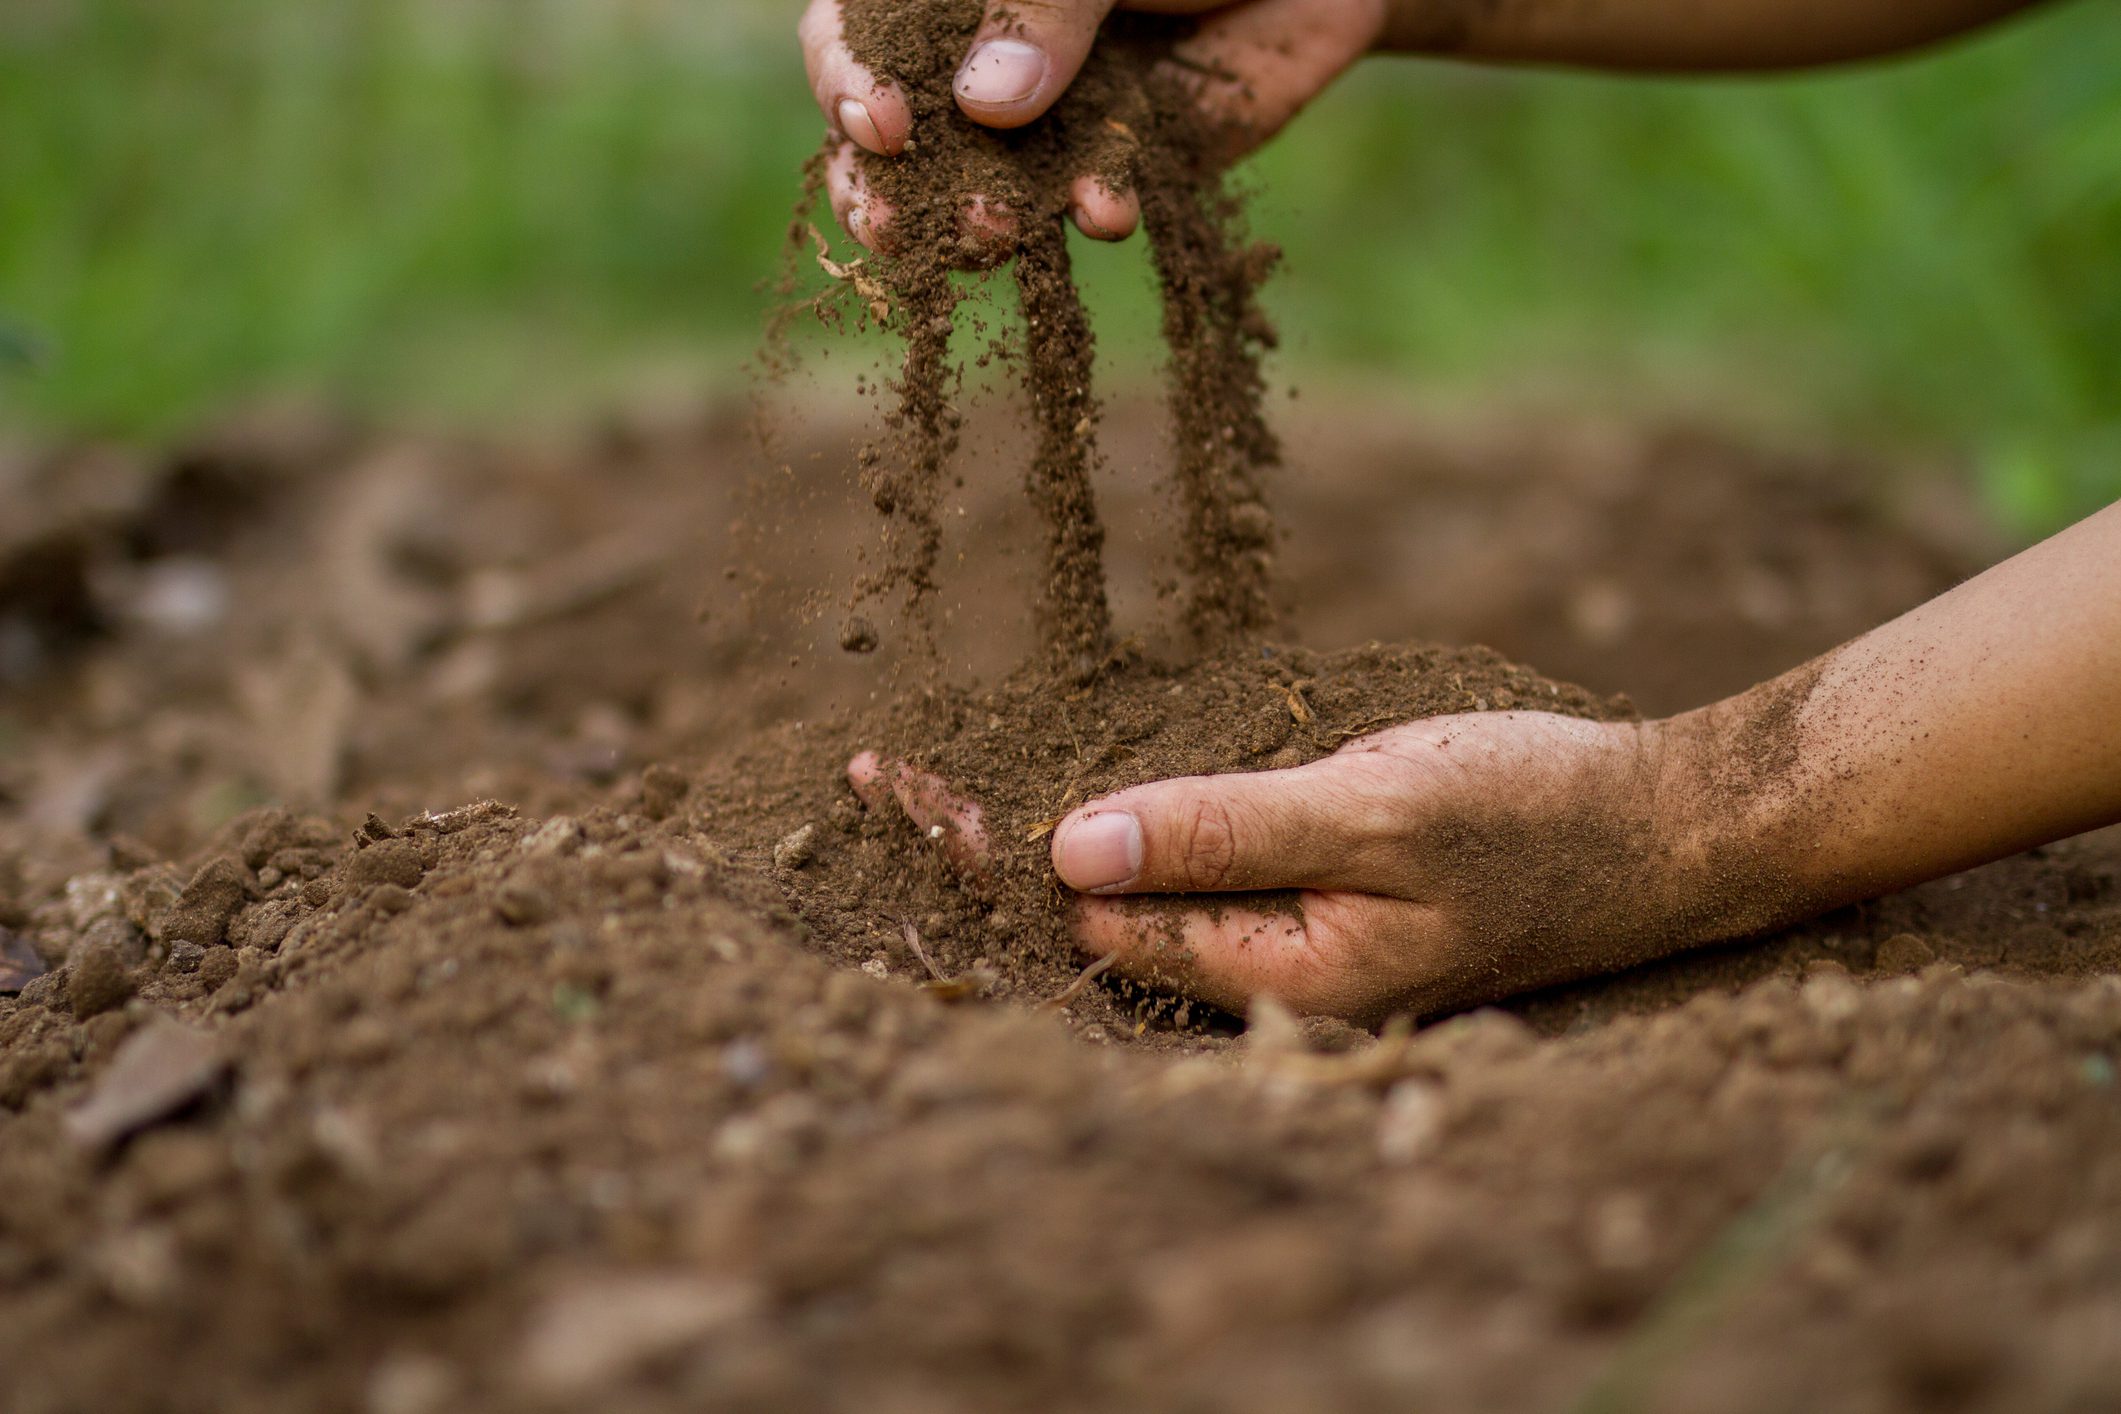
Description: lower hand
xmin=851 ymin=709 xmax=1734 ymax=1024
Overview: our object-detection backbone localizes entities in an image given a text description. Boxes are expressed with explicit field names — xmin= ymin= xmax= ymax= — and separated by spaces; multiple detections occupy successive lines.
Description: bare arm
xmin=1385 ymin=0 xmax=2050 ymax=72
xmin=1689 ymin=498 xmax=2121 ymax=930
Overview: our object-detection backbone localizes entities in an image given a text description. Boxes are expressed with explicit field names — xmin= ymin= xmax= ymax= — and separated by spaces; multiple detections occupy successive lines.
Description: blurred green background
xmin=2 ymin=0 xmax=2115 ymax=533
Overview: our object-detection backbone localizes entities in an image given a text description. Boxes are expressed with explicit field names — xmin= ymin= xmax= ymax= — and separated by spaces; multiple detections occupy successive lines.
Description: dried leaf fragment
xmin=807 ymin=224 xmax=893 ymax=322
xmin=1276 ymin=680 xmax=1314 ymax=725
xmin=0 ymin=926 xmax=47 ymax=993
xmin=65 ymin=1017 xmax=229 ymax=1151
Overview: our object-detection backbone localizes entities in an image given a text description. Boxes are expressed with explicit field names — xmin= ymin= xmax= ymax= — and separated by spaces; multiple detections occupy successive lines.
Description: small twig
xmin=1277 ymin=679 xmax=1315 ymax=725
xmin=1038 ymin=952 xmax=1118 ymax=1013
xmin=900 ymin=920 xmax=947 ymax=983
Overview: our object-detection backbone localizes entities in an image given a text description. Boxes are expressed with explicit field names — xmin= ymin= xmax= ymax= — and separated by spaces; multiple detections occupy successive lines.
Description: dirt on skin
xmin=808 ymin=0 xmax=1278 ymax=662
xmin=0 ymin=400 xmax=2117 ymax=1412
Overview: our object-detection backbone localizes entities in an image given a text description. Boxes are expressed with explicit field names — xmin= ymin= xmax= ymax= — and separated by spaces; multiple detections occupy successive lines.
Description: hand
xmin=850 ymin=709 xmax=1737 ymax=1024
xmin=801 ymin=0 xmax=1390 ymax=252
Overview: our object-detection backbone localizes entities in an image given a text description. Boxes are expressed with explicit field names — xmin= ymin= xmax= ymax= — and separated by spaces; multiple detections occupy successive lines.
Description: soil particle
xmin=773 ymin=824 xmax=820 ymax=872
xmin=1874 ymin=932 xmax=1937 ymax=975
xmin=64 ymin=937 xmax=135 ymax=1018
xmin=343 ymin=838 xmax=427 ymax=893
xmin=836 ymin=613 xmax=880 ymax=655
xmin=154 ymin=856 xmax=249 ymax=950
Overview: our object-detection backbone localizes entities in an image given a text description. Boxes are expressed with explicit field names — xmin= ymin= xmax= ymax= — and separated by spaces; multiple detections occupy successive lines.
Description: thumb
xmin=1050 ymin=755 xmax=1401 ymax=896
xmin=954 ymin=0 xmax=1117 ymax=128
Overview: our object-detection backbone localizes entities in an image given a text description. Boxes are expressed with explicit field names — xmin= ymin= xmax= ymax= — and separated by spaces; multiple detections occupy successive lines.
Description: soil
xmin=0 ymin=395 xmax=2116 ymax=1412
xmin=803 ymin=0 xmax=1278 ymax=661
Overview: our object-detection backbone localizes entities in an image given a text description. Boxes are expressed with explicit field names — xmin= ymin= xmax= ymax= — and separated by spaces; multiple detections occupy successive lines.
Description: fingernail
xmin=1055 ymin=811 xmax=1143 ymax=893
xmin=837 ymin=97 xmax=885 ymax=153
xmin=956 ymin=39 xmax=1046 ymax=107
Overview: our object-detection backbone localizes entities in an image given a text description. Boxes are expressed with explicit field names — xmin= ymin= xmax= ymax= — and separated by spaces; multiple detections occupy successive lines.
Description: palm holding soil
xmin=857 ymin=713 xmax=1682 ymax=1022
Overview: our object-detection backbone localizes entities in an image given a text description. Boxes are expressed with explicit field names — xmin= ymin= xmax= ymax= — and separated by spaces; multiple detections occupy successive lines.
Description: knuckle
xmin=1174 ymin=796 xmax=1239 ymax=890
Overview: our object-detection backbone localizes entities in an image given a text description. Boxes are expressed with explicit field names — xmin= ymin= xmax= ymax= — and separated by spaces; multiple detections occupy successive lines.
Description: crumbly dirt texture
xmin=1 ymin=399 xmax=2117 ymax=1413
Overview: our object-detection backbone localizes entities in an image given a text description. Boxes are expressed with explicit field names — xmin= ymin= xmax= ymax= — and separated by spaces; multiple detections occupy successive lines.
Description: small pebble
xmin=773 ymin=824 xmax=818 ymax=872
xmin=1875 ymin=933 xmax=1936 ymax=975
xmin=67 ymin=941 xmax=135 ymax=1019
xmin=838 ymin=616 xmax=879 ymax=654
xmin=495 ymin=882 xmax=558 ymax=927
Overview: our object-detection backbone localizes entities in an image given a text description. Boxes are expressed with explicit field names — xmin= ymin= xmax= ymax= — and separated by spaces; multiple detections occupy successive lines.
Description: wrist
xmin=1645 ymin=688 xmax=1830 ymax=946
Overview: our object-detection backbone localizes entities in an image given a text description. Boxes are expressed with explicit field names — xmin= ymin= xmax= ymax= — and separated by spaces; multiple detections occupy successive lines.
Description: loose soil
xmin=0 ymin=397 xmax=2115 ymax=1413
xmin=801 ymin=0 xmax=1278 ymax=661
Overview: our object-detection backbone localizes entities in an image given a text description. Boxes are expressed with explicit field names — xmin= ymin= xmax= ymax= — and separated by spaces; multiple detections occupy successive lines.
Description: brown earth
xmin=0 ymin=392 xmax=2116 ymax=1413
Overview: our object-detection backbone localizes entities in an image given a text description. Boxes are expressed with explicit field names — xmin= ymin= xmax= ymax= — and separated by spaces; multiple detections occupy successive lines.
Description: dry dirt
xmin=0 ymin=391 xmax=2116 ymax=1413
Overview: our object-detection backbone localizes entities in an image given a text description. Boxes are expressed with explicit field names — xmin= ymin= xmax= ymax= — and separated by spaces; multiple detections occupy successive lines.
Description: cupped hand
xmin=849 ymin=710 xmax=1733 ymax=1025
xmin=802 ymin=0 xmax=1389 ymax=253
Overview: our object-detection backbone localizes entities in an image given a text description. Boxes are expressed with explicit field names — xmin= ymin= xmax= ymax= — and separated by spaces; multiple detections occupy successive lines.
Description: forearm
xmin=1381 ymin=0 xmax=2047 ymax=72
xmin=1673 ymin=499 xmax=2121 ymax=932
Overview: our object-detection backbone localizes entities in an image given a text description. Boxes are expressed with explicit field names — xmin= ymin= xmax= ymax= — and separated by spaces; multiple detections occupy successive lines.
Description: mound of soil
xmin=0 ymin=402 xmax=2114 ymax=1412
xmin=701 ymin=638 xmax=1626 ymax=1032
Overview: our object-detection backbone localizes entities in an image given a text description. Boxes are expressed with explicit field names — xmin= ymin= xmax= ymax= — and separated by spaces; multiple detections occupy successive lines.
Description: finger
xmin=892 ymin=763 xmax=991 ymax=874
xmin=828 ymin=142 xmax=1013 ymax=260
xmin=801 ymin=0 xmax=913 ymax=155
xmin=1155 ymin=0 xmax=1383 ymax=160
xmin=1075 ymin=890 xmax=1433 ymax=1021
xmin=847 ymin=753 xmax=991 ymax=873
xmin=1069 ymin=173 xmax=1140 ymax=241
xmin=847 ymin=750 xmax=893 ymax=811
xmin=1050 ymin=754 xmax=1407 ymax=896
xmin=826 ymin=141 xmax=898 ymax=250
xmin=958 ymin=194 xmax=1020 ymax=268
xmin=954 ymin=0 xmax=1123 ymax=129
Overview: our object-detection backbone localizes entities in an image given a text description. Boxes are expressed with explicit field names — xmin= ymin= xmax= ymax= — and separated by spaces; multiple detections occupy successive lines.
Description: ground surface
xmin=0 ymin=391 xmax=2115 ymax=1413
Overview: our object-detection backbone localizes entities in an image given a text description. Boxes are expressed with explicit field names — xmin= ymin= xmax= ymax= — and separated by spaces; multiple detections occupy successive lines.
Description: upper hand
xmin=801 ymin=0 xmax=1390 ymax=254
xmin=851 ymin=709 xmax=1730 ymax=1025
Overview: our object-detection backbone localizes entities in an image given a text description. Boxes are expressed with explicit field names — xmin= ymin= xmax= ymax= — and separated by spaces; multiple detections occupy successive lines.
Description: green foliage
xmin=2 ymin=0 xmax=2116 ymax=532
